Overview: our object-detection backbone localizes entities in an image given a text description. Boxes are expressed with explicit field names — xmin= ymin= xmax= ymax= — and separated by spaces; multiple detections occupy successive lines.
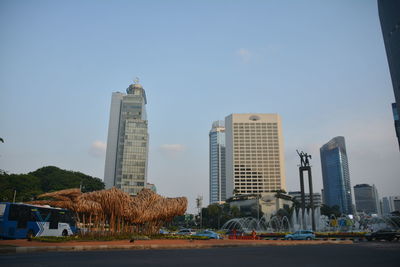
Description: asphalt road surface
xmin=1 ymin=242 xmax=399 ymax=267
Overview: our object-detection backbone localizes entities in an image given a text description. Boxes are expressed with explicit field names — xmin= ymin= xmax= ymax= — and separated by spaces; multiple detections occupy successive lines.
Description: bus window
xmin=0 ymin=204 xmax=6 ymax=217
xmin=38 ymin=207 xmax=51 ymax=221
xmin=49 ymin=210 xmax=60 ymax=229
xmin=60 ymin=211 xmax=76 ymax=227
xmin=8 ymin=205 xmax=30 ymax=229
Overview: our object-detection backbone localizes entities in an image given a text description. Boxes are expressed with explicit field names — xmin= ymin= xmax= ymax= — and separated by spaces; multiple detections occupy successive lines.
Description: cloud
xmin=159 ymin=144 xmax=186 ymax=152
xmin=236 ymin=48 xmax=252 ymax=63
xmin=89 ymin=141 xmax=106 ymax=158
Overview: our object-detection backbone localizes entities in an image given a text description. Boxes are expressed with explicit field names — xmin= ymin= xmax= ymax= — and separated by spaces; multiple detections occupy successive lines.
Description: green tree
xmin=0 ymin=166 xmax=105 ymax=202
xmin=0 ymin=173 xmax=42 ymax=202
xmin=320 ymin=204 xmax=341 ymax=218
xmin=30 ymin=166 xmax=104 ymax=192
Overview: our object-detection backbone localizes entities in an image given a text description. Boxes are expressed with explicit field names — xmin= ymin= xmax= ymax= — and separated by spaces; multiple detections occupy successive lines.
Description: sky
xmin=1 ymin=0 xmax=399 ymax=213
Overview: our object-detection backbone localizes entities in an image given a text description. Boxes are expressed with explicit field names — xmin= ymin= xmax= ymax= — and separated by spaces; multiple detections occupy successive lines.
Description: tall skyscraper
xmin=225 ymin=114 xmax=286 ymax=199
xmin=378 ymin=0 xmax=400 ymax=149
xmin=354 ymin=184 xmax=380 ymax=215
xmin=320 ymin=136 xmax=353 ymax=214
xmin=382 ymin=197 xmax=391 ymax=214
xmin=104 ymin=80 xmax=149 ymax=195
xmin=209 ymin=121 xmax=226 ymax=204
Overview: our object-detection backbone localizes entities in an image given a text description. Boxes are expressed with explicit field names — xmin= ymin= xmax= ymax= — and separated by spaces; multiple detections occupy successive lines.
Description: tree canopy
xmin=0 ymin=166 xmax=104 ymax=202
xmin=320 ymin=204 xmax=341 ymax=218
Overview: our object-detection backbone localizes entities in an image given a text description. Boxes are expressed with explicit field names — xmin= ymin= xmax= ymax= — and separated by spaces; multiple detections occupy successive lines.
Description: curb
xmin=0 ymin=240 xmax=353 ymax=254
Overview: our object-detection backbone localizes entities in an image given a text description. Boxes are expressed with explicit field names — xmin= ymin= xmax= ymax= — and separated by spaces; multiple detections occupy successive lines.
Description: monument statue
xmin=296 ymin=149 xmax=315 ymax=231
xmin=296 ymin=150 xmax=312 ymax=167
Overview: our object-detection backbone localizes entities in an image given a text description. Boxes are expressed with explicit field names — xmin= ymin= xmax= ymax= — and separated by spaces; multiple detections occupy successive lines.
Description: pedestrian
xmin=252 ymin=229 xmax=257 ymax=240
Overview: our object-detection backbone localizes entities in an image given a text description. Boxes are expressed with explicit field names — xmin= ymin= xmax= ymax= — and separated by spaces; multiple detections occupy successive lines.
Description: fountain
xmin=221 ymin=206 xmax=400 ymax=233
xmin=221 ymin=215 xmax=291 ymax=233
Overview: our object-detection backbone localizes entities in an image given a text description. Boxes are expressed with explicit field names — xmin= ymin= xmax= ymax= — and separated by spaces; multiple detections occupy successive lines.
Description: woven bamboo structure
xmin=28 ymin=187 xmax=187 ymax=235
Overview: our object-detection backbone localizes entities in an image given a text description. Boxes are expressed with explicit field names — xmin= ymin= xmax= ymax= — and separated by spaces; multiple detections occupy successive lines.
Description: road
xmin=1 ymin=242 xmax=399 ymax=267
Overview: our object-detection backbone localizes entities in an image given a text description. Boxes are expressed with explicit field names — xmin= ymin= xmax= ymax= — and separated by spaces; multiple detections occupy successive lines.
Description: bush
xmin=31 ymin=233 xmax=211 ymax=242
xmin=32 ymin=233 xmax=151 ymax=242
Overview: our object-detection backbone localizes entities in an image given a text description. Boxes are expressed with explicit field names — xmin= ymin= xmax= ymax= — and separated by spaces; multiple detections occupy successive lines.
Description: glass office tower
xmin=320 ymin=136 xmax=353 ymax=214
xmin=378 ymin=0 xmax=400 ymax=149
xmin=209 ymin=121 xmax=226 ymax=204
xmin=104 ymin=81 xmax=149 ymax=195
xmin=392 ymin=103 xmax=400 ymax=150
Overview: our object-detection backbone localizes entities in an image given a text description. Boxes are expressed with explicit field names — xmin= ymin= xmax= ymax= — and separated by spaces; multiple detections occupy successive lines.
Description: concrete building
xmin=146 ymin=183 xmax=157 ymax=193
xmin=320 ymin=136 xmax=353 ymax=214
xmin=383 ymin=196 xmax=400 ymax=213
xmin=209 ymin=120 xmax=226 ymax=204
xmin=378 ymin=0 xmax=400 ymax=149
xmin=353 ymin=184 xmax=380 ymax=215
xmin=225 ymin=114 xmax=286 ymax=198
xmin=104 ymin=80 xmax=149 ymax=195
xmin=391 ymin=196 xmax=400 ymax=212
xmin=288 ymin=191 xmax=322 ymax=207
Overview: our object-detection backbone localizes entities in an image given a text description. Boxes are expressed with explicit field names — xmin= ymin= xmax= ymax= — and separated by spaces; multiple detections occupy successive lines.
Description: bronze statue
xmin=296 ymin=150 xmax=311 ymax=167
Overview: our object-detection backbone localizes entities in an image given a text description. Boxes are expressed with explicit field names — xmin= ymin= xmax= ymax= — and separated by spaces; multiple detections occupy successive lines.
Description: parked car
xmin=175 ymin=229 xmax=196 ymax=235
xmin=365 ymin=229 xmax=400 ymax=241
xmin=285 ymin=230 xmax=315 ymax=240
xmin=194 ymin=230 xmax=222 ymax=239
xmin=159 ymin=228 xmax=169 ymax=234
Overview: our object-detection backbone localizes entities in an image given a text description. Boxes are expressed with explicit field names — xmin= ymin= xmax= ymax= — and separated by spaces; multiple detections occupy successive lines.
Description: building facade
xmin=378 ymin=0 xmax=400 ymax=149
xmin=288 ymin=191 xmax=322 ymax=207
xmin=382 ymin=197 xmax=391 ymax=214
xmin=383 ymin=196 xmax=400 ymax=213
xmin=104 ymin=81 xmax=149 ymax=195
xmin=225 ymin=114 xmax=286 ymax=199
xmin=353 ymin=184 xmax=380 ymax=215
xmin=320 ymin=136 xmax=353 ymax=214
xmin=209 ymin=121 xmax=226 ymax=204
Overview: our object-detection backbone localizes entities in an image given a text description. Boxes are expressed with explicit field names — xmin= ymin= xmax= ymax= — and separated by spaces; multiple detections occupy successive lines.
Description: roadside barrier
xmin=228 ymin=235 xmax=260 ymax=240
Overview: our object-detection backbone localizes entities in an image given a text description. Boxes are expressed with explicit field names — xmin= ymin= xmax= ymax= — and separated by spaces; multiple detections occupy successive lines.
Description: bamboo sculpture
xmin=28 ymin=188 xmax=187 ymax=235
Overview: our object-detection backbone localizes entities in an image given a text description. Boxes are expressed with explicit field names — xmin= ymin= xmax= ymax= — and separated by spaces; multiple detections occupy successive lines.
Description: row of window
xmin=233 ymin=123 xmax=277 ymax=127
xmin=121 ymin=181 xmax=145 ymax=186
xmin=121 ymin=174 xmax=145 ymax=179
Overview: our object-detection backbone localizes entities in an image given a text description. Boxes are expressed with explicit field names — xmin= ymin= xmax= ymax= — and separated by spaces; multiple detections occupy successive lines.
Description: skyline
xmin=1 ymin=0 xmax=400 ymax=213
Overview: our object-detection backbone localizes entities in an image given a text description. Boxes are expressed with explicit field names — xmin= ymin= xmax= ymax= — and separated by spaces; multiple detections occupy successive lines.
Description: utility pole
xmin=13 ymin=190 xmax=16 ymax=203
xmin=196 ymin=196 xmax=203 ymax=229
xmin=257 ymin=194 xmax=260 ymax=221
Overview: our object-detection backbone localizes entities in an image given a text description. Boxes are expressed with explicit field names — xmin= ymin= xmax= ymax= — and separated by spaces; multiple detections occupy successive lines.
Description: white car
xmin=176 ymin=229 xmax=196 ymax=235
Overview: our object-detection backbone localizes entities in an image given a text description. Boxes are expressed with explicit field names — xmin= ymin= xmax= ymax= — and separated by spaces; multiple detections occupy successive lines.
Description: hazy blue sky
xmin=1 ymin=0 xmax=399 ymax=213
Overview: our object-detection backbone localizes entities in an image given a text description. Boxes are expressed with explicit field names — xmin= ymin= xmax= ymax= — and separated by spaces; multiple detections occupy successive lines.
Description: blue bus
xmin=0 ymin=202 xmax=78 ymax=239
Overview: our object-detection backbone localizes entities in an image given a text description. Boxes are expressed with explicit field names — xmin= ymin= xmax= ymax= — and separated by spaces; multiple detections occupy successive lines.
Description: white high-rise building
xmin=225 ymin=114 xmax=286 ymax=198
xmin=104 ymin=80 xmax=149 ymax=195
xmin=209 ymin=121 xmax=226 ymax=204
